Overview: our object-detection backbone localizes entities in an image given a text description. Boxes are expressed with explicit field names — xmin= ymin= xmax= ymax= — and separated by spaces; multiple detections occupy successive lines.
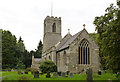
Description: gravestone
xmin=34 ymin=71 xmax=39 ymax=78
xmin=78 ymin=72 xmax=81 ymax=74
xmin=58 ymin=72 xmax=61 ymax=76
xmin=66 ymin=71 xmax=70 ymax=75
xmin=46 ymin=72 xmax=51 ymax=78
xmin=116 ymin=72 xmax=120 ymax=78
xmin=86 ymin=68 xmax=93 ymax=82
xmin=11 ymin=69 xmax=14 ymax=71
xmin=24 ymin=71 xmax=28 ymax=74
xmin=69 ymin=72 xmax=73 ymax=77
xmin=98 ymin=70 xmax=102 ymax=75
xmin=53 ymin=72 xmax=58 ymax=77
xmin=18 ymin=71 xmax=23 ymax=75
xmin=61 ymin=72 xmax=66 ymax=77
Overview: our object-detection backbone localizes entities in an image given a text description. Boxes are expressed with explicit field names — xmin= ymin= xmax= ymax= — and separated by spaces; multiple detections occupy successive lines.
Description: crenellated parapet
xmin=44 ymin=16 xmax=61 ymax=21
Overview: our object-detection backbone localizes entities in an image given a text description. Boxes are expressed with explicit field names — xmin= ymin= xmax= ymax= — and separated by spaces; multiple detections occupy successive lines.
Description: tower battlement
xmin=44 ymin=16 xmax=61 ymax=21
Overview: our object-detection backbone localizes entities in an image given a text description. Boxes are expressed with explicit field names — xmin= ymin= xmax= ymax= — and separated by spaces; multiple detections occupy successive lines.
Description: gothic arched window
xmin=52 ymin=23 xmax=56 ymax=32
xmin=78 ymin=39 xmax=90 ymax=64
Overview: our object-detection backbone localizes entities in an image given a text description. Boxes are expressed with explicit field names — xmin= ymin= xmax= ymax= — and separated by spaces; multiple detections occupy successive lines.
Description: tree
xmin=2 ymin=30 xmax=17 ymax=69
xmin=93 ymin=3 xmax=120 ymax=71
xmin=39 ymin=60 xmax=57 ymax=73
xmin=23 ymin=50 xmax=32 ymax=68
xmin=89 ymin=33 xmax=99 ymax=43
xmin=16 ymin=58 xmax=25 ymax=69
xmin=2 ymin=30 xmax=33 ymax=69
xmin=16 ymin=37 xmax=32 ymax=68
xmin=34 ymin=40 xmax=43 ymax=58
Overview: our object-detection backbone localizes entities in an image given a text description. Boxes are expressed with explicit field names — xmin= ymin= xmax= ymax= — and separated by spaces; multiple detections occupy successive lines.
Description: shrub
xmin=39 ymin=60 xmax=57 ymax=73
xmin=17 ymin=70 xmax=23 ymax=75
xmin=46 ymin=72 xmax=51 ymax=78
xmin=26 ymin=67 xmax=31 ymax=71
xmin=30 ymin=68 xmax=38 ymax=75
xmin=34 ymin=71 xmax=39 ymax=78
xmin=7 ymin=68 xmax=11 ymax=71
xmin=118 ymin=77 xmax=120 ymax=81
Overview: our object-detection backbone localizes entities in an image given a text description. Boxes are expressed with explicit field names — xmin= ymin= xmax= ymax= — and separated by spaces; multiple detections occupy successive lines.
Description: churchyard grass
xmin=2 ymin=71 xmax=118 ymax=80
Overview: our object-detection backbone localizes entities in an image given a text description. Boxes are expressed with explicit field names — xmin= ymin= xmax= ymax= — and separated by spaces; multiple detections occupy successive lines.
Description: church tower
xmin=43 ymin=16 xmax=62 ymax=53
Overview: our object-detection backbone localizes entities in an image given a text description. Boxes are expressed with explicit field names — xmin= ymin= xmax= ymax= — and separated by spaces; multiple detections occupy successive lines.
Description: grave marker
xmin=86 ymin=68 xmax=93 ymax=82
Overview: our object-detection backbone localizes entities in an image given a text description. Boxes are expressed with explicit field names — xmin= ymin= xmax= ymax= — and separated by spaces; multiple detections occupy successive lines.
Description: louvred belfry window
xmin=52 ymin=23 xmax=56 ymax=32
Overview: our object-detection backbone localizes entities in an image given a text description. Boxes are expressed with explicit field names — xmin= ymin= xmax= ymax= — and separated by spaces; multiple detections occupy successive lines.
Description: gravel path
xmin=0 ymin=76 xmax=6 ymax=82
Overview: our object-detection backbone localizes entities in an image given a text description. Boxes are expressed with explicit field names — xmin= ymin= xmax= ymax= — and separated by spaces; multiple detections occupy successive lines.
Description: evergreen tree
xmin=34 ymin=40 xmax=43 ymax=58
xmin=2 ymin=30 xmax=17 ymax=69
xmin=23 ymin=50 xmax=32 ymax=68
xmin=16 ymin=36 xmax=26 ymax=68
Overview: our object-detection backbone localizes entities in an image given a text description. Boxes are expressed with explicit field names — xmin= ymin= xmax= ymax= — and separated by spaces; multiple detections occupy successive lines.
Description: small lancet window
xmin=52 ymin=23 xmax=56 ymax=32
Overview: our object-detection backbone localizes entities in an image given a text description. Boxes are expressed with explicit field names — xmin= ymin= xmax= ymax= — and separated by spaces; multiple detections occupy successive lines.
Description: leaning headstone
xmin=61 ymin=72 xmax=66 ymax=77
xmin=86 ymin=68 xmax=93 ymax=82
xmin=98 ymin=70 xmax=102 ymax=75
xmin=69 ymin=72 xmax=73 ymax=77
xmin=53 ymin=72 xmax=58 ymax=77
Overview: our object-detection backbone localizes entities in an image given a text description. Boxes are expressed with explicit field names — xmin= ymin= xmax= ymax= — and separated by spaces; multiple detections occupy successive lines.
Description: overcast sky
xmin=0 ymin=0 xmax=117 ymax=51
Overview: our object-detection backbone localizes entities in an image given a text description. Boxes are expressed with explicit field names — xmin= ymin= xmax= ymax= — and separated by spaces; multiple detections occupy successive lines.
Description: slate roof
xmin=57 ymin=30 xmax=82 ymax=51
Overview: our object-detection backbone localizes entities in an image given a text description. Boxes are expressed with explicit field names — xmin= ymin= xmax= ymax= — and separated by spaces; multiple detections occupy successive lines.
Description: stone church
xmin=31 ymin=16 xmax=100 ymax=73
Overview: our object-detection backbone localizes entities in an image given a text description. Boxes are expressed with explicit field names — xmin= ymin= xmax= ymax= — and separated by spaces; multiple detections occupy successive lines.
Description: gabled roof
xmin=55 ymin=32 xmax=72 ymax=49
xmin=57 ymin=30 xmax=83 ymax=52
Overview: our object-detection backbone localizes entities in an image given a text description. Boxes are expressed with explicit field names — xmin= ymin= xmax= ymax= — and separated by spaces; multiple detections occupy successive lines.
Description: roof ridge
xmin=57 ymin=37 xmax=71 ymax=51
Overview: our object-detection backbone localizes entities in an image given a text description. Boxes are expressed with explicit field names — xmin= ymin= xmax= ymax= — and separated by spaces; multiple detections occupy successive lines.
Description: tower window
xmin=78 ymin=39 xmax=90 ymax=64
xmin=52 ymin=23 xmax=56 ymax=32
